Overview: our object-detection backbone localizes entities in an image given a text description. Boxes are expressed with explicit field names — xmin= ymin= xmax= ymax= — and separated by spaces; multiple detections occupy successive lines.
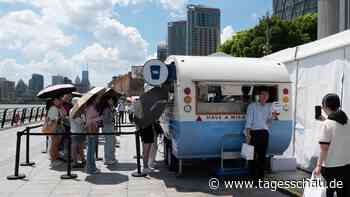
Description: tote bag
xmin=241 ymin=143 xmax=254 ymax=160
xmin=303 ymin=172 xmax=327 ymax=197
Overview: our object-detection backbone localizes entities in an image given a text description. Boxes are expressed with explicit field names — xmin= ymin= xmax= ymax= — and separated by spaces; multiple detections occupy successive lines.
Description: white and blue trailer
xmin=158 ymin=56 xmax=293 ymax=175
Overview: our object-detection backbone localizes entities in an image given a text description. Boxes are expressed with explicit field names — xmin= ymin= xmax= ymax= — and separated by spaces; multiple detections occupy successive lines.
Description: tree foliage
xmin=218 ymin=13 xmax=317 ymax=57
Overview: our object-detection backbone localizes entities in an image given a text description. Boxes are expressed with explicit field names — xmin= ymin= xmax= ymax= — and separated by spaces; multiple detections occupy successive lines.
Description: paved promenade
xmin=0 ymin=125 xmax=295 ymax=197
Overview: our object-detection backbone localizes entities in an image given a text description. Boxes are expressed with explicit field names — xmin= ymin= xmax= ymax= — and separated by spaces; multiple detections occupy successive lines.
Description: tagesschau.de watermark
xmin=208 ymin=178 xmax=343 ymax=192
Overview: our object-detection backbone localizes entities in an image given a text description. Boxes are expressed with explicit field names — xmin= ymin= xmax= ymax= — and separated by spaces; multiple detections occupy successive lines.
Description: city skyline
xmin=0 ymin=69 xmax=92 ymax=102
xmin=0 ymin=1 xmax=272 ymax=87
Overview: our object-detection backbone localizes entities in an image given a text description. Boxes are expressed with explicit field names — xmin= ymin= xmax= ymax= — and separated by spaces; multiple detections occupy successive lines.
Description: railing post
xmin=35 ymin=107 xmax=40 ymax=121
xmin=7 ymin=132 xmax=26 ymax=180
xmin=11 ymin=108 xmax=17 ymax=126
xmin=61 ymin=131 xmax=77 ymax=179
xmin=20 ymin=127 xmax=35 ymax=166
xmin=40 ymin=107 xmax=45 ymax=120
xmin=29 ymin=107 xmax=34 ymax=123
xmin=132 ymin=130 xmax=147 ymax=177
xmin=1 ymin=109 xmax=7 ymax=128
xmin=21 ymin=108 xmax=26 ymax=124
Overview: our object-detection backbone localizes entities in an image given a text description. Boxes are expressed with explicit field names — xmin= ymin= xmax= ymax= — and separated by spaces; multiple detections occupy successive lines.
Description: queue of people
xmin=41 ymin=88 xmax=154 ymax=175
xmin=42 ymin=91 xmax=117 ymax=174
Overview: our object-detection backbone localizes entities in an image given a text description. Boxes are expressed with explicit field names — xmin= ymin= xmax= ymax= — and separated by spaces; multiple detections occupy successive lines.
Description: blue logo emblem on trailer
xmin=143 ymin=59 xmax=168 ymax=86
xmin=150 ymin=65 xmax=161 ymax=80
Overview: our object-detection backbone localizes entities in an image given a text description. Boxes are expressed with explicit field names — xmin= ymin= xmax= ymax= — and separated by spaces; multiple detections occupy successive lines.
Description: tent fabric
xmin=265 ymin=30 xmax=350 ymax=171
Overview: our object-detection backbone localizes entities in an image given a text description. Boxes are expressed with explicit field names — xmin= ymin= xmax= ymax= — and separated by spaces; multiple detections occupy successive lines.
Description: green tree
xmin=218 ymin=13 xmax=317 ymax=57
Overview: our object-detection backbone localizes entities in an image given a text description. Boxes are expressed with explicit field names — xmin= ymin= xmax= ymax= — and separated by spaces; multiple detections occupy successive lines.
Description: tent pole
xmin=292 ymin=46 xmax=299 ymax=158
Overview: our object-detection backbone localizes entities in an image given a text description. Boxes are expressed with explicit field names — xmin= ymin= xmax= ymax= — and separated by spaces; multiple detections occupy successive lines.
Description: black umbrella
xmin=134 ymin=86 xmax=169 ymax=129
xmin=37 ymin=84 xmax=76 ymax=99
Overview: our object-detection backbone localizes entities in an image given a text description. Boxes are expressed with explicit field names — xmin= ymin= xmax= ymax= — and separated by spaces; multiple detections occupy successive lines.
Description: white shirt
xmin=128 ymin=104 xmax=135 ymax=113
xmin=117 ymin=103 xmax=125 ymax=112
xmin=245 ymin=102 xmax=273 ymax=131
xmin=319 ymin=119 xmax=350 ymax=167
xmin=70 ymin=117 xmax=84 ymax=133
xmin=47 ymin=106 xmax=60 ymax=121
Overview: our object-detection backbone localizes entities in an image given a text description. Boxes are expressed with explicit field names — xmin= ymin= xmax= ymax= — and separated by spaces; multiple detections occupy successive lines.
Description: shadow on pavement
xmin=85 ymin=172 xmax=128 ymax=185
xmin=107 ymin=162 xmax=136 ymax=171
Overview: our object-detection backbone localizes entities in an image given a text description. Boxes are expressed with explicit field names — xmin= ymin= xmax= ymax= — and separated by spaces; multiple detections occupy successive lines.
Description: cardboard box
xmin=271 ymin=156 xmax=297 ymax=172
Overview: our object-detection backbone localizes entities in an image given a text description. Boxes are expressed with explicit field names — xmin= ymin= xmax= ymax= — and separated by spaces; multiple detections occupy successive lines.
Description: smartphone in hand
xmin=315 ymin=105 xmax=322 ymax=120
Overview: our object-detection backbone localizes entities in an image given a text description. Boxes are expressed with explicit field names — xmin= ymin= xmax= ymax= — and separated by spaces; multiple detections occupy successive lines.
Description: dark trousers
xmin=321 ymin=165 xmax=350 ymax=197
xmin=128 ymin=112 xmax=134 ymax=123
xmin=118 ymin=111 xmax=124 ymax=123
xmin=248 ymin=129 xmax=269 ymax=180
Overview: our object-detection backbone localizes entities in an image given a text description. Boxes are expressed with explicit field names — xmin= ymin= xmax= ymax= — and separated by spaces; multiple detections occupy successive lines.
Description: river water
xmin=0 ymin=104 xmax=44 ymax=109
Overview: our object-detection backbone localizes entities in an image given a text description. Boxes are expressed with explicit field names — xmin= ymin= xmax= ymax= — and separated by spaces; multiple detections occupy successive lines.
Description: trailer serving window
xmin=196 ymin=82 xmax=252 ymax=114
xmin=195 ymin=82 xmax=278 ymax=114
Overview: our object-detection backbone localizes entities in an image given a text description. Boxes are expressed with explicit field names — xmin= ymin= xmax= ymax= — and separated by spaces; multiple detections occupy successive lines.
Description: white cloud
xmin=0 ymin=10 xmax=73 ymax=60
xmin=159 ymin=0 xmax=187 ymax=17
xmin=221 ymin=25 xmax=235 ymax=44
xmin=0 ymin=0 xmax=150 ymax=86
xmin=93 ymin=17 xmax=148 ymax=62
xmin=0 ymin=0 xmax=189 ymax=86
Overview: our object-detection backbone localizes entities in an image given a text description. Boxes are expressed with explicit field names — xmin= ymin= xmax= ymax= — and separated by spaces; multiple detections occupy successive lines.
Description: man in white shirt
xmin=245 ymin=87 xmax=277 ymax=181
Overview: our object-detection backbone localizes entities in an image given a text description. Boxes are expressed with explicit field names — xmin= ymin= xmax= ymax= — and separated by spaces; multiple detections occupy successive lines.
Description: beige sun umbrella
xmin=101 ymin=88 xmax=122 ymax=100
xmin=70 ymin=87 xmax=106 ymax=119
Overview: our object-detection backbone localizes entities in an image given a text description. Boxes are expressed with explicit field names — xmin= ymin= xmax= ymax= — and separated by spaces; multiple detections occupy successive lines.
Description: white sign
xmin=221 ymin=85 xmax=242 ymax=95
xmin=143 ymin=59 xmax=168 ymax=86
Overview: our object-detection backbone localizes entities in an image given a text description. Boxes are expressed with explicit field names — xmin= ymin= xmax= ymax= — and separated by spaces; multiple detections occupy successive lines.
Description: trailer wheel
xmin=166 ymin=140 xmax=178 ymax=171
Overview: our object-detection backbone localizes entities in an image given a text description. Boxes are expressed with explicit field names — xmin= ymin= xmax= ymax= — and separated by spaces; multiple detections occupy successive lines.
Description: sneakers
xmin=104 ymin=160 xmax=117 ymax=165
xmin=148 ymin=162 xmax=156 ymax=169
xmin=142 ymin=167 xmax=152 ymax=174
xmin=86 ymin=168 xmax=101 ymax=174
xmin=72 ymin=162 xmax=85 ymax=169
xmin=50 ymin=160 xmax=64 ymax=168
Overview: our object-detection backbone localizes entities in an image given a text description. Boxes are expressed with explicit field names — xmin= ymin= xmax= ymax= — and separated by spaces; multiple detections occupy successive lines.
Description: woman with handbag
xmin=314 ymin=94 xmax=350 ymax=197
xmin=70 ymin=97 xmax=86 ymax=168
xmin=43 ymin=96 xmax=65 ymax=168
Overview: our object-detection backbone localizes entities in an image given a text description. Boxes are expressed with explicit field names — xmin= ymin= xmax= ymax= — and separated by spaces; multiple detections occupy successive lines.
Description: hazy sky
xmin=0 ymin=0 xmax=272 ymax=87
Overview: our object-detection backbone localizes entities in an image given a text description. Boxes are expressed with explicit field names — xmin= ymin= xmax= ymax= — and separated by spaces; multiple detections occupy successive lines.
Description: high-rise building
xmin=52 ymin=75 xmax=64 ymax=85
xmin=63 ymin=77 xmax=73 ymax=84
xmin=0 ymin=78 xmax=15 ymax=102
xmin=80 ymin=70 xmax=90 ymax=93
xmin=318 ymin=0 xmax=350 ymax=38
xmin=157 ymin=42 xmax=168 ymax=62
xmin=28 ymin=73 xmax=44 ymax=94
xmin=273 ymin=0 xmax=318 ymax=21
xmin=15 ymin=79 xmax=28 ymax=97
xmin=339 ymin=0 xmax=350 ymax=31
xmin=168 ymin=21 xmax=187 ymax=56
xmin=186 ymin=4 xmax=220 ymax=56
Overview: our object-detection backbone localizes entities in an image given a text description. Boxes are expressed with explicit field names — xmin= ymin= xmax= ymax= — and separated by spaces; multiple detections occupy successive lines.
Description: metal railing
xmin=0 ymin=106 xmax=46 ymax=129
xmin=7 ymin=118 xmax=145 ymax=180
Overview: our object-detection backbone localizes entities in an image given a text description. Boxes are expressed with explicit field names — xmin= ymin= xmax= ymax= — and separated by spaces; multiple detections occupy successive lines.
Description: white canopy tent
xmin=264 ymin=29 xmax=350 ymax=171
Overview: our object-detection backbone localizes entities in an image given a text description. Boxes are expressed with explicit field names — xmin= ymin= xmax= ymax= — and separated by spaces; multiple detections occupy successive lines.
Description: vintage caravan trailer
xmin=159 ymin=56 xmax=293 ymax=174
